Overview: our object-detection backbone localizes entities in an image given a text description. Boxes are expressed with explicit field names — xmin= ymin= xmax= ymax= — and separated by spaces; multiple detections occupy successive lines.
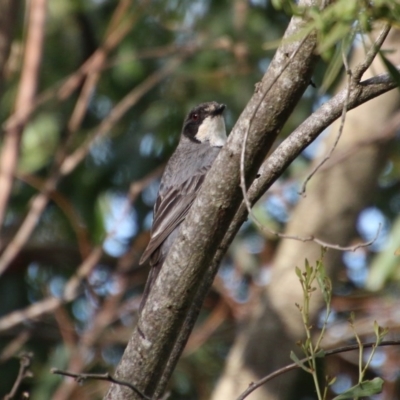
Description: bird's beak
xmin=213 ymin=103 xmax=226 ymax=116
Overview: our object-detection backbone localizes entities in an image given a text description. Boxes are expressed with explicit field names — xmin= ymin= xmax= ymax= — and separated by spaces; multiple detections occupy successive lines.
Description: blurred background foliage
xmin=0 ymin=0 xmax=400 ymax=399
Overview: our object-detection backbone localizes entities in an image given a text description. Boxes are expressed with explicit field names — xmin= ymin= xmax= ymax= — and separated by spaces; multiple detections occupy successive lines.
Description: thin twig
xmin=51 ymin=369 xmax=151 ymax=400
xmin=17 ymin=173 xmax=91 ymax=257
xmin=236 ymin=340 xmax=400 ymax=400
xmin=314 ymin=110 xmax=400 ymax=171
xmin=299 ymin=23 xmax=391 ymax=196
xmin=298 ymin=75 xmax=351 ymax=197
xmin=298 ymin=45 xmax=352 ymax=196
xmin=0 ymin=331 xmax=31 ymax=362
xmin=4 ymin=353 xmax=33 ymax=400
xmin=0 ymin=176 xmax=58 ymax=276
xmin=352 ymin=24 xmax=391 ymax=83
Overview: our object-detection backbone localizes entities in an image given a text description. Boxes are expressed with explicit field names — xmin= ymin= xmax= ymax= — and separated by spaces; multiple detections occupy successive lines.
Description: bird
xmin=139 ymin=101 xmax=227 ymax=310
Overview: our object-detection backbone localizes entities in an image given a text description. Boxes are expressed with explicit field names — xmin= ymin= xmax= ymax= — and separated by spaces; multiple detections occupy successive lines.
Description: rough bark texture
xmin=211 ymin=28 xmax=400 ymax=400
xmin=104 ymin=1 xmax=321 ymax=398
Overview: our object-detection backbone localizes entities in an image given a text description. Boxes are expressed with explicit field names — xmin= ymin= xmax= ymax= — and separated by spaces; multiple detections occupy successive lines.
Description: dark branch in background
xmin=4 ymin=352 xmax=33 ymax=400
xmin=235 ymin=340 xmax=400 ymax=400
xmin=51 ymin=369 xmax=151 ymax=400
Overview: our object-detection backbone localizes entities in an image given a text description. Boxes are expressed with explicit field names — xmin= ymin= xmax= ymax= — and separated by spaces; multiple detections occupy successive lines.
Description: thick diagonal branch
xmin=104 ymin=1 xmax=321 ymax=398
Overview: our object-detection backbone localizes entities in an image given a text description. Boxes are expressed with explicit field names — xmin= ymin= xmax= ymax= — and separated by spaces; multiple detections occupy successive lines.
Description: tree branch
xmin=155 ymin=67 xmax=400 ymax=399
xmin=106 ymin=11 xmax=399 ymax=400
xmin=4 ymin=352 xmax=33 ymax=400
xmin=105 ymin=0 xmax=321 ymax=398
xmin=52 ymin=369 xmax=151 ymax=400
xmin=0 ymin=0 xmax=46 ymax=230
xmin=235 ymin=340 xmax=400 ymax=400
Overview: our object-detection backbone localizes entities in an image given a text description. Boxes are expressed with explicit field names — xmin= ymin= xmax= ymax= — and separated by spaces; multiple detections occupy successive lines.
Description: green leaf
xmin=315 ymin=349 xmax=326 ymax=358
xmin=290 ymin=351 xmax=311 ymax=373
xmin=18 ymin=113 xmax=60 ymax=173
xmin=332 ymin=377 xmax=384 ymax=399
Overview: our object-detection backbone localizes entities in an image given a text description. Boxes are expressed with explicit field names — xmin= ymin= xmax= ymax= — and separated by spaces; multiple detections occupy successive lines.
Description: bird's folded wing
xmin=139 ymin=171 xmax=207 ymax=265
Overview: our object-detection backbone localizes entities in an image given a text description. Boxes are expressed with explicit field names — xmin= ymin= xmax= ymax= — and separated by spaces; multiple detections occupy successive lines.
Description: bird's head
xmin=182 ymin=102 xmax=226 ymax=147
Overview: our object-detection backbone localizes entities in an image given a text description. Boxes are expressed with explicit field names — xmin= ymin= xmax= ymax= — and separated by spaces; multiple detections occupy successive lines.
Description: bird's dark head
xmin=182 ymin=102 xmax=226 ymax=147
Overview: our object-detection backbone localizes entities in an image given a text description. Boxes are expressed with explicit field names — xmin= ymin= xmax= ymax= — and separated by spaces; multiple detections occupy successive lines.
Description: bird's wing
xmin=139 ymin=169 xmax=208 ymax=265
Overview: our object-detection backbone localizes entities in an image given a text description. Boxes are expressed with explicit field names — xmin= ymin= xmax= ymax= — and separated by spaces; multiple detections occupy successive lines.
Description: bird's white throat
xmin=195 ymin=115 xmax=227 ymax=147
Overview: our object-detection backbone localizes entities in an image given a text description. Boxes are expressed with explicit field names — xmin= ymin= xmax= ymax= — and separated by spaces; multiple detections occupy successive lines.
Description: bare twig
xmin=266 ymin=223 xmax=381 ymax=252
xmin=298 ymin=47 xmax=352 ymax=196
xmin=0 ymin=176 xmax=58 ymax=276
xmin=17 ymin=173 xmax=91 ymax=257
xmin=0 ymin=331 xmax=31 ymax=362
xmin=0 ymin=0 xmax=46 ymax=230
xmin=352 ymin=24 xmax=391 ymax=83
xmin=299 ymin=24 xmax=391 ymax=195
xmin=51 ymin=368 xmax=151 ymax=400
xmin=315 ymin=110 xmax=400 ymax=171
xmin=4 ymin=352 xmax=33 ymax=400
xmin=204 ymin=68 xmax=400 ymax=289
xmin=236 ymin=340 xmax=400 ymax=400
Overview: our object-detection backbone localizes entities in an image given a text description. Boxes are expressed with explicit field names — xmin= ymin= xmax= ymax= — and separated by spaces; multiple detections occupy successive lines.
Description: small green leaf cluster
xmin=293 ymin=251 xmax=388 ymax=400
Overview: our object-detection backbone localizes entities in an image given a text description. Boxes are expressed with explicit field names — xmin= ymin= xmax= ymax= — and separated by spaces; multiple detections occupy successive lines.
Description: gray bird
xmin=139 ymin=101 xmax=227 ymax=310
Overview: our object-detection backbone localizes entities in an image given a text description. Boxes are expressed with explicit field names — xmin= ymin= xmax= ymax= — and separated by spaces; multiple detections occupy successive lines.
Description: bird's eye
xmin=192 ymin=113 xmax=199 ymax=121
